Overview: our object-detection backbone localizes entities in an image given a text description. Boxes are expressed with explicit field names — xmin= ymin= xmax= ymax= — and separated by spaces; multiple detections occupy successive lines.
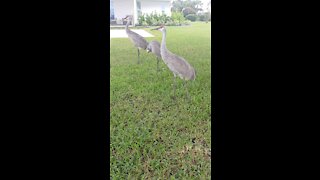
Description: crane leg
xmin=184 ymin=81 xmax=191 ymax=101
xmin=137 ymin=48 xmax=140 ymax=64
xmin=156 ymin=57 xmax=159 ymax=72
xmin=173 ymin=75 xmax=177 ymax=99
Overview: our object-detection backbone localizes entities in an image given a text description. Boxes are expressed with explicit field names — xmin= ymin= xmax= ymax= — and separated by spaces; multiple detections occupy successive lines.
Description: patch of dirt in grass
xmin=179 ymin=142 xmax=211 ymax=161
xmin=159 ymin=138 xmax=211 ymax=178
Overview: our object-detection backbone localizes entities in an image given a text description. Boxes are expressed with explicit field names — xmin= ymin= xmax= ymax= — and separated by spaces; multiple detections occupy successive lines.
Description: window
xmin=161 ymin=5 xmax=165 ymax=14
xmin=137 ymin=1 xmax=142 ymax=16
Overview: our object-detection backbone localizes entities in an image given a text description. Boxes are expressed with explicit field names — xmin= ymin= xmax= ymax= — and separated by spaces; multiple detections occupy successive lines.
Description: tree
xmin=171 ymin=0 xmax=184 ymax=12
xmin=187 ymin=0 xmax=203 ymax=12
xmin=205 ymin=0 xmax=211 ymax=22
xmin=182 ymin=7 xmax=196 ymax=17
xmin=207 ymin=0 xmax=211 ymax=13
xmin=171 ymin=0 xmax=203 ymax=14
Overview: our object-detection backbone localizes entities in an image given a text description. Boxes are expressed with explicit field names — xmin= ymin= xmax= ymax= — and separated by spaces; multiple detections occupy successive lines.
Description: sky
xmin=200 ymin=0 xmax=210 ymax=6
xmin=200 ymin=0 xmax=211 ymax=12
xmin=170 ymin=0 xmax=211 ymax=11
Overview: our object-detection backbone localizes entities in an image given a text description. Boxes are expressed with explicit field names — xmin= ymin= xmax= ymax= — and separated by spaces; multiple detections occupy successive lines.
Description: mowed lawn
xmin=110 ymin=22 xmax=211 ymax=179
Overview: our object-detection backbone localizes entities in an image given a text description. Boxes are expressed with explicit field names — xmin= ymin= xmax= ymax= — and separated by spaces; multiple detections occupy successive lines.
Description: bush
xmin=186 ymin=14 xmax=197 ymax=22
xmin=136 ymin=11 xmax=191 ymax=26
xmin=142 ymin=21 xmax=148 ymax=26
xmin=182 ymin=7 xmax=196 ymax=17
xmin=158 ymin=13 xmax=171 ymax=24
xmin=138 ymin=14 xmax=145 ymax=25
xmin=145 ymin=13 xmax=153 ymax=25
xmin=165 ymin=20 xmax=177 ymax=26
xmin=204 ymin=12 xmax=211 ymax=21
xmin=171 ymin=12 xmax=185 ymax=25
xmin=198 ymin=14 xmax=207 ymax=21
xmin=181 ymin=20 xmax=191 ymax=25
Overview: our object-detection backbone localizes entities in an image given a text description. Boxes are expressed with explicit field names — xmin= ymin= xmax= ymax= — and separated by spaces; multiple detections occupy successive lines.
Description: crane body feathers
xmin=159 ymin=28 xmax=196 ymax=81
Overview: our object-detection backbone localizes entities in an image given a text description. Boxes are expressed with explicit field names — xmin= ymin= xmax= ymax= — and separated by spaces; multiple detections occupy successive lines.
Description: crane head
xmin=146 ymin=44 xmax=151 ymax=53
xmin=151 ymin=24 xmax=165 ymax=31
xmin=122 ymin=15 xmax=132 ymax=20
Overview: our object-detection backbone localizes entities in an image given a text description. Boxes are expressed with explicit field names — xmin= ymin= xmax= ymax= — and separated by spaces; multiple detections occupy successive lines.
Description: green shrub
xmin=182 ymin=7 xmax=196 ymax=17
xmin=142 ymin=21 xmax=148 ymax=26
xmin=137 ymin=14 xmax=145 ymax=25
xmin=145 ymin=13 xmax=153 ymax=25
xmin=164 ymin=21 xmax=175 ymax=26
xmin=204 ymin=12 xmax=211 ymax=21
xmin=160 ymin=14 xmax=171 ymax=24
xmin=171 ymin=12 xmax=185 ymax=25
xmin=181 ymin=20 xmax=191 ymax=25
xmin=186 ymin=14 xmax=197 ymax=22
xmin=136 ymin=11 xmax=190 ymax=26
xmin=198 ymin=14 xmax=207 ymax=21
xmin=150 ymin=11 xmax=159 ymax=22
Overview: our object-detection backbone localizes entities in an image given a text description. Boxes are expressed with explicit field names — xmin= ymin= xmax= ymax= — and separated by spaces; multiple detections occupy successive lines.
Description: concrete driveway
xmin=110 ymin=29 xmax=154 ymax=38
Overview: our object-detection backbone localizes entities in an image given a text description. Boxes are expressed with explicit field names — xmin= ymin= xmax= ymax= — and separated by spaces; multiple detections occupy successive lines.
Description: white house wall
xmin=140 ymin=0 xmax=171 ymax=16
xmin=113 ymin=0 xmax=135 ymax=21
xmin=111 ymin=0 xmax=172 ymax=25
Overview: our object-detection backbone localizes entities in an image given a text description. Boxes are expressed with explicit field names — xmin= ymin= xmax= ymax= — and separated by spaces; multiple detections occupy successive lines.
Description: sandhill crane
xmin=123 ymin=15 xmax=148 ymax=64
xmin=146 ymin=40 xmax=161 ymax=71
xmin=152 ymin=25 xmax=196 ymax=99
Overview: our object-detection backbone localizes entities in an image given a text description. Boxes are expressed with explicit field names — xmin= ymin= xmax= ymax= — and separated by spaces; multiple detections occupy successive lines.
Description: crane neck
xmin=161 ymin=29 xmax=167 ymax=50
xmin=125 ymin=19 xmax=130 ymax=32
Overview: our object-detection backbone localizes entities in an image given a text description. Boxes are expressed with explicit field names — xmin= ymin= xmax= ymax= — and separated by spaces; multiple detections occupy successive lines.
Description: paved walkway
xmin=110 ymin=29 xmax=154 ymax=38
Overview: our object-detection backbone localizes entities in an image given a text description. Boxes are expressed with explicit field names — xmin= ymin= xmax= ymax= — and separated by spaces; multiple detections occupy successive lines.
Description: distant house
xmin=110 ymin=0 xmax=172 ymax=26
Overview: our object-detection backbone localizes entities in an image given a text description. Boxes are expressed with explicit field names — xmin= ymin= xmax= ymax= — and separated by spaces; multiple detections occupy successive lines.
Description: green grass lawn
xmin=110 ymin=22 xmax=211 ymax=179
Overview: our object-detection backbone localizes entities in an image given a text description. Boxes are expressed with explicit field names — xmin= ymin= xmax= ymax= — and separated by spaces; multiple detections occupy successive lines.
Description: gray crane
xmin=123 ymin=15 xmax=148 ymax=64
xmin=152 ymin=25 xmax=196 ymax=99
xmin=146 ymin=40 xmax=161 ymax=72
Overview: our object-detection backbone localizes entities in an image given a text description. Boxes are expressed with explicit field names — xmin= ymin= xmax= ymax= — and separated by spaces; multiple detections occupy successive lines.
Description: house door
xmin=110 ymin=0 xmax=115 ymax=20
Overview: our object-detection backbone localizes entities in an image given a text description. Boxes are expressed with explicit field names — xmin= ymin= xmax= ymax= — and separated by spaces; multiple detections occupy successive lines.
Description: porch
xmin=110 ymin=0 xmax=138 ymax=26
xmin=110 ymin=19 xmax=133 ymax=26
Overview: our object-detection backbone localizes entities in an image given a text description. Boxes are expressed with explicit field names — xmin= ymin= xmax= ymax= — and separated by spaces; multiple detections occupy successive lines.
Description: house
xmin=110 ymin=0 xmax=172 ymax=26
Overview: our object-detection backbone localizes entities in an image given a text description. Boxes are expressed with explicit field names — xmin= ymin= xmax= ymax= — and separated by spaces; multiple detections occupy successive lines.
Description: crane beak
xmin=151 ymin=24 xmax=164 ymax=31
xmin=151 ymin=26 xmax=161 ymax=31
